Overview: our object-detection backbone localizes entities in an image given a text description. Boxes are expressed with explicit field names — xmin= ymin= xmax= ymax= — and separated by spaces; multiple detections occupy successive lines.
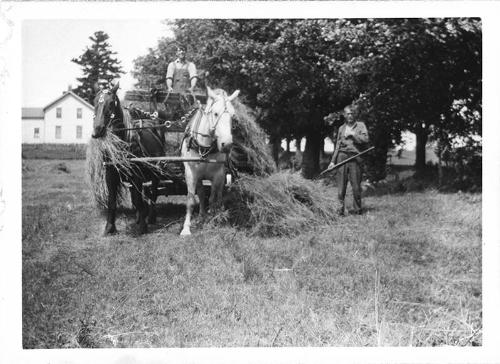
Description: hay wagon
xmin=121 ymin=88 xmax=232 ymax=197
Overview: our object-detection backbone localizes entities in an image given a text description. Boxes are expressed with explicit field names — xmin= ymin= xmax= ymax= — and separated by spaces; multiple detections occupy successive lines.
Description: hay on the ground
xmin=216 ymin=171 xmax=339 ymax=237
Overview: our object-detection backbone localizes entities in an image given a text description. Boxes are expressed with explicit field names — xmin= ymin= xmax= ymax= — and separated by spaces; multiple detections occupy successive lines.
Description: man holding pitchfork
xmin=328 ymin=105 xmax=370 ymax=216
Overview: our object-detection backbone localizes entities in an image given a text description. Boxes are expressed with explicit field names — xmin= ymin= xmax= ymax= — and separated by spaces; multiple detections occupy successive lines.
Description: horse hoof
xmin=103 ymin=224 xmax=117 ymax=236
xmin=180 ymin=229 xmax=191 ymax=236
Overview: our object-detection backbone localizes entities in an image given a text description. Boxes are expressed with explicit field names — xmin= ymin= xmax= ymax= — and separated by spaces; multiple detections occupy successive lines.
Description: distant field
xmin=387 ymin=147 xmax=439 ymax=166
xmin=22 ymin=143 xmax=88 ymax=160
xmin=22 ymin=159 xmax=481 ymax=348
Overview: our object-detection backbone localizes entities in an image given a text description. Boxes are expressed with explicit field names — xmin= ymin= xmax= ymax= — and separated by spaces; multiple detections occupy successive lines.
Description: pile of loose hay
xmin=217 ymin=171 xmax=340 ymax=237
xmin=85 ymin=133 xmax=136 ymax=209
xmin=231 ymin=100 xmax=277 ymax=176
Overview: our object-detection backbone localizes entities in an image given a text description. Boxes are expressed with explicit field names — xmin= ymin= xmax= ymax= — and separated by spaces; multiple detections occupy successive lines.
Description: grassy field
xmin=22 ymin=159 xmax=481 ymax=348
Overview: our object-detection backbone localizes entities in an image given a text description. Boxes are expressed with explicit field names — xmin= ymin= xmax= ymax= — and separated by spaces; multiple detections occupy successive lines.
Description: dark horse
xmin=92 ymin=82 xmax=165 ymax=235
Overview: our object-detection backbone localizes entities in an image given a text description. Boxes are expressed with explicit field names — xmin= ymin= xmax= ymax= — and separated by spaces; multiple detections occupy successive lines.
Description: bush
xmin=440 ymin=142 xmax=482 ymax=192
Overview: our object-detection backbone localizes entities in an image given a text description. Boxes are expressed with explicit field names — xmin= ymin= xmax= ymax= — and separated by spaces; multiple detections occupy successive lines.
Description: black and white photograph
xmin=1 ymin=2 xmax=499 ymax=364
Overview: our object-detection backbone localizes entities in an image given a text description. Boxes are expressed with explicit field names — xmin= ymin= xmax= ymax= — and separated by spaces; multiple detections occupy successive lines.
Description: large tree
xmin=72 ymin=31 xmax=124 ymax=104
xmin=351 ymin=18 xmax=482 ymax=175
xmin=133 ymin=19 xmax=481 ymax=179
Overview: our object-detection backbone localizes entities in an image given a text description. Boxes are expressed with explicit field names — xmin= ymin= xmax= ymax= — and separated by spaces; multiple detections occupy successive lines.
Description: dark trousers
xmin=336 ymin=152 xmax=362 ymax=213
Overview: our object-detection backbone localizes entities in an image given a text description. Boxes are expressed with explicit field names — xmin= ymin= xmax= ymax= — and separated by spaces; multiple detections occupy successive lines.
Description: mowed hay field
xmin=22 ymin=159 xmax=482 ymax=348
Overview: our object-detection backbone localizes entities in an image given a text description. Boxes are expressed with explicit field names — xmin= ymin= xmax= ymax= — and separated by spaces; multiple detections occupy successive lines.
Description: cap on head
xmin=344 ymin=105 xmax=353 ymax=113
xmin=176 ymin=45 xmax=186 ymax=55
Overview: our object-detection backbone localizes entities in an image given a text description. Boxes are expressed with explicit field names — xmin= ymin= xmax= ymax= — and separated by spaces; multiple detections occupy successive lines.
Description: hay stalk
xmin=86 ymin=132 xmax=164 ymax=209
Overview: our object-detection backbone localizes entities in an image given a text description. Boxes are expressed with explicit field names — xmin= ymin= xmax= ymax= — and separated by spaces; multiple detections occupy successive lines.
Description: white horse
xmin=180 ymin=86 xmax=240 ymax=236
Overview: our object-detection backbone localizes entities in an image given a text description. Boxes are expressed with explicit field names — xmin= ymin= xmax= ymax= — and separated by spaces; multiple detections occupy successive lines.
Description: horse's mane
xmin=114 ymin=94 xmax=125 ymax=122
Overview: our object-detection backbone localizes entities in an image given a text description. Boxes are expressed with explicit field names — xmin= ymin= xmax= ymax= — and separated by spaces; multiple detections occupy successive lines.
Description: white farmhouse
xmin=22 ymin=90 xmax=94 ymax=144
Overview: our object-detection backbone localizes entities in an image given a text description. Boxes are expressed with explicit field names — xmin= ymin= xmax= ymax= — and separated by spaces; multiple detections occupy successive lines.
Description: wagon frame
xmin=117 ymin=88 xmax=232 ymax=197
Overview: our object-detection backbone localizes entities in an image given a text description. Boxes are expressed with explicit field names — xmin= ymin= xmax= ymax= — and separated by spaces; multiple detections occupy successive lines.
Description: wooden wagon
xmin=119 ymin=88 xmax=232 ymax=197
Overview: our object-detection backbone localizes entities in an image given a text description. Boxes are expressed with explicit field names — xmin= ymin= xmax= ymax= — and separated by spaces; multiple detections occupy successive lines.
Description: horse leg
xmin=130 ymin=178 xmax=148 ymax=234
xmin=209 ymin=178 xmax=224 ymax=214
xmin=181 ymin=169 xmax=196 ymax=236
xmin=209 ymin=173 xmax=225 ymax=215
xmin=104 ymin=166 xmax=119 ymax=235
xmin=146 ymin=178 xmax=159 ymax=225
xmin=131 ymin=184 xmax=140 ymax=225
xmin=197 ymin=179 xmax=207 ymax=221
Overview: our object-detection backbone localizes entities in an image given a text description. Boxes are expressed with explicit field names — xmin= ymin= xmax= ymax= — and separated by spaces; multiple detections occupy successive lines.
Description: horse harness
xmin=101 ymin=92 xmax=165 ymax=156
xmin=100 ymin=89 xmax=232 ymax=160
xmin=185 ymin=97 xmax=232 ymax=159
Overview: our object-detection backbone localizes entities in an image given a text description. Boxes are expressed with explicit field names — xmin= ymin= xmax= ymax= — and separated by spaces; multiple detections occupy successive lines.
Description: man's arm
xmin=352 ymin=122 xmax=369 ymax=144
xmin=188 ymin=62 xmax=198 ymax=91
xmin=329 ymin=126 xmax=343 ymax=168
xmin=166 ymin=62 xmax=175 ymax=91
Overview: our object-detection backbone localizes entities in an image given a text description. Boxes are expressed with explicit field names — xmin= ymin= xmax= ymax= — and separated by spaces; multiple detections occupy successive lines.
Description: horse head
xmin=92 ymin=82 xmax=121 ymax=138
xmin=201 ymin=86 xmax=240 ymax=154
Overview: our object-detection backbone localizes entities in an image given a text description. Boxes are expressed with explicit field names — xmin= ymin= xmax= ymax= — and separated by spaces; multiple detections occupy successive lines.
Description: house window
xmin=76 ymin=125 xmax=83 ymax=139
xmin=77 ymin=108 xmax=82 ymax=119
xmin=55 ymin=126 xmax=61 ymax=139
xmin=34 ymin=128 xmax=40 ymax=139
xmin=56 ymin=108 xmax=62 ymax=118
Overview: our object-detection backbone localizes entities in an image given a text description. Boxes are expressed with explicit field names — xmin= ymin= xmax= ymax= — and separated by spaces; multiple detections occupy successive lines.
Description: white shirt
xmin=344 ymin=123 xmax=355 ymax=137
xmin=166 ymin=59 xmax=197 ymax=79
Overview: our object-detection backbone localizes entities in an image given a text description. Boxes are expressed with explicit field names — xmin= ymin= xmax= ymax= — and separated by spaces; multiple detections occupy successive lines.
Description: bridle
xmin=94 ymin=90 xmax=123 ymax=134
xmin=191 ymin=96 xmax=232 ymax=143
xmin=186 ymin=96 xmax=233 ymax=158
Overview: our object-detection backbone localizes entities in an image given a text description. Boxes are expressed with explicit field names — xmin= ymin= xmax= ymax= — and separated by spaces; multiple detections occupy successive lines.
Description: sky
xmin=22 ymin=19 xmax=172 ymax=107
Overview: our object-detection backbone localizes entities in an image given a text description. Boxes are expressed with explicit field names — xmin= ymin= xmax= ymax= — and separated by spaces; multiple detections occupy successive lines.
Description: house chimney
xmin=67 ymin=84 xmax=72 ymax=92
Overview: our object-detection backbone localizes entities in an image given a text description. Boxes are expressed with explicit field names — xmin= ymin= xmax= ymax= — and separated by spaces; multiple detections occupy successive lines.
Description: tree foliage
xmin=132 ymin=19 xmax=481 ymax=180
xmin=72 ymin=31 xmax=124 ymax=104
xmin=132 ymin=35 xmax=178 ymax=89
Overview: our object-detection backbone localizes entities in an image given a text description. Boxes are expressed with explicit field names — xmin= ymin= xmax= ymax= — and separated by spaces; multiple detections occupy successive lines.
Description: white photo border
xmin=1 ymin=1 xmax=498 ymax=363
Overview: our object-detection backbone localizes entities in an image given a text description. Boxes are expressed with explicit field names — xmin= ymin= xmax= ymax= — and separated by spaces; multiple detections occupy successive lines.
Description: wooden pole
xmin=319 ymin=146 xmax=375 ymax=176
xmin=103 ymin=156 xmax=225 ymax=166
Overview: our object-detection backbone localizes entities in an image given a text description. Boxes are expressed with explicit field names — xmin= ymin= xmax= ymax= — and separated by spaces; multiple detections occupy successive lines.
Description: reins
xmin=190 ymin=98 xmax=230 ymax=140
xmin=99 ymin=90 xmax=233 ymax=160
xmin=110 ymin=107 xmax=198 ymax=133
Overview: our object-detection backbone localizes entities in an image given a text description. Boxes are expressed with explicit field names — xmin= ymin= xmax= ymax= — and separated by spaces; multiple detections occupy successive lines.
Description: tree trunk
xmin=269 ymin=133 xmax=281 ymax=169
xmin=301 ymin=132 xmax=321 ymax=179
xmin=415 ymin=125 xmax=428 ymax=176
xmin=437 ymin=151 xmax=443 ymax=187
xmin=436 ymin=139 xmax=445 ymax=187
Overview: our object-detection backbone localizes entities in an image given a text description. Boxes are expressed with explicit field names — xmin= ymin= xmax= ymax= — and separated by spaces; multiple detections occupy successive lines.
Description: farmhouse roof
xmin=43 ymin=91 xmax=94 ymax=112
xmin=22 ymin=107 xmax=44 ymax=119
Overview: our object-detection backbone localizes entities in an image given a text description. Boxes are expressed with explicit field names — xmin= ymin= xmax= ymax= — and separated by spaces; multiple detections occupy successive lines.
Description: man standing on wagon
xmin=328 ymin=105 xmax=370 ymax=216
xmin=166 ymin=45 xmax=198 ymax=96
